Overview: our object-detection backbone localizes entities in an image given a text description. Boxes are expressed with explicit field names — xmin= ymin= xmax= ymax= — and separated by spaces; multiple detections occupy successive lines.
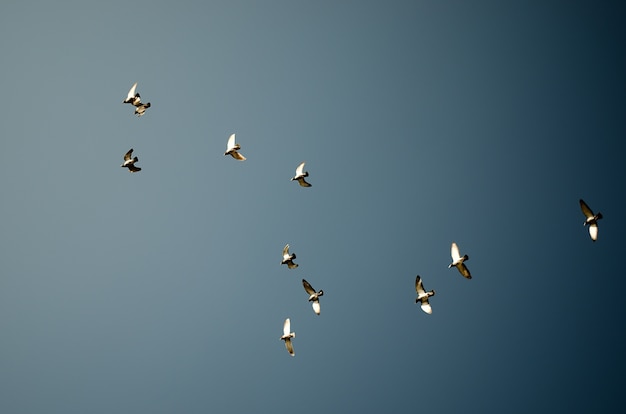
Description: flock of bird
xmin=119 ymin=82 xmax=604 ymax=357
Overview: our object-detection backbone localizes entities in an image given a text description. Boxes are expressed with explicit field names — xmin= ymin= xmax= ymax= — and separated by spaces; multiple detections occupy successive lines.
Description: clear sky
xmin=0 ymin=1 xmax=624 ymax=413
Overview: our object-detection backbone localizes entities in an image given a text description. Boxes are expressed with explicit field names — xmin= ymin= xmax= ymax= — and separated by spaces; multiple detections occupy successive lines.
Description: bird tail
xmin=463 ymin=254 xmax=469 ymax=261
xmin=291 ymin=332 xmax=295 ymax=339
xmin=597 ymin=213 xmax=603 ymax=220
xmin=145 ymin=102 xmax=151 ymax=108
xmin=133 ymin=157 xmax=139 ymax=163
xmin=430 ymin=290 xmax=435 ymax=297
xmin=317 ymin=290 xmax=324 ymax=296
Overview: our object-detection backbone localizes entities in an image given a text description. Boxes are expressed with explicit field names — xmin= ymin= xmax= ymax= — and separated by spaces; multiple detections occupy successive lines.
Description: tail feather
xmin=463 ymin=254 xmax=469 ymax=261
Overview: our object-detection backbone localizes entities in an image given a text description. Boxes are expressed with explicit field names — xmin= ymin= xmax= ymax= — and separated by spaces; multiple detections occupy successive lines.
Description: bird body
xmin=302 ymin=279 xmax=324 ymax=315
xmin=224 ymin=133 xmax=246 ymax=161
xmin=579 ymin=199 xmax=602 ymax=241
xmin=280 ymin=318 xmax=296 ymax=356
xmin=291 ymin=162 xmax=311 ymax=187
xmin=281 ymin=244 xmax=298 ymax=269
xmin=415 ymin=275 xmax=435 ymax=314
xmin=449 ymin=242 xmax=471 ymax=279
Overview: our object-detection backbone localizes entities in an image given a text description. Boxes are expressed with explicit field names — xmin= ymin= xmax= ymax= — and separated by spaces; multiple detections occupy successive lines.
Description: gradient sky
xmin=1 ymin=1 xmax=625 ymax=413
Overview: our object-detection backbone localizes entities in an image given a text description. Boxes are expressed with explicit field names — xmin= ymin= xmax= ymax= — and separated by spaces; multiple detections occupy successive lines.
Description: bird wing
xmin=282 ymin=244 xmax=290 ymax=258
xmin=284 ymin=338 xmax=295 ymax=356
xmin=287 ymin=261 xmax=299 ymax=269
xmin=283 ymin=318 xmax=291 ymax=336
xmin=127 ymin=164 xmax=141 ymax=173
xmin=588 ymin=223 xmax=598 ymax=241
xmin=312 ymin=300 xmax=321 ymax=315
xmin=302 ymin=279 xmax=316 ymax=295
xmin=124 ymin=149 xmax=134 ymax=161
xmin=420 ymin=299 xmax=433 ymax=314
xmin=415 ymin=275 xmax=426 ymax=295
xmin=451 ymin=242 xmax=461 ymax=262
xmin=126 ymin=82 xmax=137 ymax=100
xmin=458 ymin=263 xmax=472 ymax=279
xmin=227 ymin=133 xmax=236 ymax=151
xmin=295 ymin=162 xmax=306 ymax=176
xmin=231 ymin=151 xmax=246 ymax=161
xmin=297 ymin=178 xmax=312 ymax=187
xmin=579 ymin=199 xmax=594 ymax=218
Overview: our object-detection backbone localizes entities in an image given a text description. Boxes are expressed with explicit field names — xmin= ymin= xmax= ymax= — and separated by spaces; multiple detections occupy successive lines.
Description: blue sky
xmin=0 ymin=1 xmax=624 ymax=413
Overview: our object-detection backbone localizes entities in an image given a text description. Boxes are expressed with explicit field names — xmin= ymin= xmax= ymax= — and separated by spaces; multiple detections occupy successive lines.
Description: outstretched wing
xmin=284 ymin=338 xmax=295 ymax=356
xmin=125 ymin=82 xmax=137 ymax=101
xmin=420 ymin=299 xmax=433 ymax=314
xmin=124 ymin=148 xmax=134 ymax=161
xmin=227 ymin=133 xmax=236 ymax=151
xmin=282 ymin=244 xmax=291 ymax=258
xmin=451 ymin=242 xmax=461 ymax=262
xmin=283 ymin=318 xmax=291 ymax=336
xmin=579 ymin=199 xmax=594 ymax=218
xmin=295 ymin=162 xmax=306 ymax=176
xmin=458 ymin=263 xmax=472 ymax=279
xmin=415 ymin=275 xmax=426 ymax=296
xmin=588 ymin=223 xmax=599 ymax=241
xmin=302 ymin=279 xmax=316 ymax=295
xmin=311 ymin=300 xmax=321 ymax=315
xmin=127 ymin=164 xmax=141 ymax=173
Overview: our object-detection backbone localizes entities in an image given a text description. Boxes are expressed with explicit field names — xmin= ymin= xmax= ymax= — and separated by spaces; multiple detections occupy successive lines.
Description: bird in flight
xmin=280 ymin=318 xmax=296 ymax=356
xmin=302 ymin=279 xmax=324 ymax=315
xmin=579 ymin=199 xmax=603 ymax=242
xmin=415 ymin=275 xmax=435 ymax=314
xmin=121 ymin=148 xmax=141 ymax=173
xmin=281 ymin=244 xmax=298 ymax=269
xmin=449 ymin=242 xmax=471 ymax=279
xmin=224 ymin=133 xmax=246 ymax=161
xmin=291 ymin=162 xmax=311 ymax=187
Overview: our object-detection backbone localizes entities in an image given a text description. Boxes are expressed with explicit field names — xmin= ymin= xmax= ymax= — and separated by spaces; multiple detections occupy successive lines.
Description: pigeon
xmin=449 ymin=242 xmax=471 ymax=279
xmin=415 ymin=275 xmax=435 ymax=314
xmin=224 ymin=133 xmax=246 ymax=161
xmin=134 ymin=102 xmax=151 ymax=117
xmin=302 ymin=279 xmax=324 ymax=315
xmin=121 ymin=148 xmax=141 ymax=172
xmin=123 ymin=82 xmax=141 ymax=106
xmin=281 ymin=244 xmax=298 ymax=269
xmin=579 ymin=199 xmax=603 ymax=242
xmin=291 ymin=162 xmax=311 ymax=187
xmin=280 ymin=318 xmax=296 ymax=356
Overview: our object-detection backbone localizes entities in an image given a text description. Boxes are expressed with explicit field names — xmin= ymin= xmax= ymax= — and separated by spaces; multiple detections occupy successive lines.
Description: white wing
xmin=420 ymin=301 xmax=433 ymax=314
xmin=295 ymin=162 xmax=306 ymax=176
xmin=226 ymin=133 xmax=236 ymax=151
xmin=126 ymin=82 xmax=137 ymax=100
xmin=451 ymin=242 xmax=461 ymax=262
xmin=589 ymin=223 xmax=598 ymax=241
xmin=312 ymin=300 xmax=321 ymax=315
xmin=282 ymin=244 xmax=290 ymax=259
xmin=283 ymin=318 xmax=291 ymax=336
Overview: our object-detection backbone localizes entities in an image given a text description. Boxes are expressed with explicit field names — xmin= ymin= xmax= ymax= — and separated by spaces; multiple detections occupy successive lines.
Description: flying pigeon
xmin=224 ymin=133 xmax=246 ymax=161
xmin=280 ymin=318 xmax=296 ymax=356
xmin=281 ymin=244 xmax=298 ymax=269
xmin=302 ymin=279 xmax=324 ymax=315
xmin=449 ymin=242 xmax=471 ymax=279
xmin=123 ymin=82 xmax=141 ymax=106
xmin=121 ymin=148 xmax=141 ymax=172
xmin=291 ymin=162 xmax=311 ymax=187
xmin=415 ymin=275 xmax=435 ymax=314
xmin=579 ymin=199 xmax=603 ymax=242
xmin=134 ymin=102 xmax=151 ymax=117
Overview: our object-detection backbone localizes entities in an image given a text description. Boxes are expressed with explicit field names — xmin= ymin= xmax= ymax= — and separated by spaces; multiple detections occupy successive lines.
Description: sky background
xmin=0 ymin=1 xmax=625 ymax=413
